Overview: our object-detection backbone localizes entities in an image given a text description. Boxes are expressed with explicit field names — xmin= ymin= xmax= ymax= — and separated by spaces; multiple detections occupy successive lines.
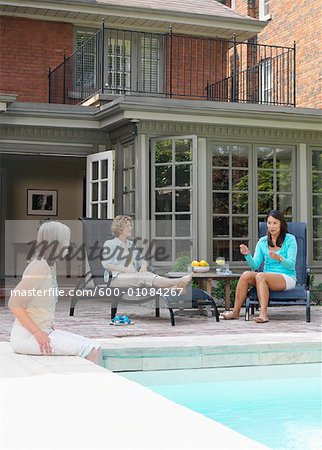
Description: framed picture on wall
xmin=27 ymin=189 xmax=58 ymax=216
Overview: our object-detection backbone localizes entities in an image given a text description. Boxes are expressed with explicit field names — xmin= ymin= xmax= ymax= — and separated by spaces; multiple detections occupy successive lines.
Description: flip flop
xmin=109 ymin=315 xmax=135 ymax=326
xmin=254 ymin=317 xmax=269 ymax=323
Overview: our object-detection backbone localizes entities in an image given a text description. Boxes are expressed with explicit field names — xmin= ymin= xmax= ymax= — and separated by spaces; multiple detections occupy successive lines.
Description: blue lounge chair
xmin=245 ymin=222 xmax=310 ymax=322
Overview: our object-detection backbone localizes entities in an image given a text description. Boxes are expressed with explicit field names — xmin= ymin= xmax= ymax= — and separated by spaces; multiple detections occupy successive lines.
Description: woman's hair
xmin=266 ymin=210 xmax=288 ymax=247
xmin=111 ymin=215 xmax=132 ymax=237
xmin=35 ymin=221 xmax=71 ymax=264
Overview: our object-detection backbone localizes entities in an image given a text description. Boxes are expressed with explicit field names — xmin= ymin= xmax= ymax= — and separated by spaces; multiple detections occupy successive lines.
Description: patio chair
xmin=245 ymin=222 xmax=310 ymax=322
xmin=160 ymin=287 xmax=220 ymax=326
xmin=69 ymin=218 xmax=160 ymax=320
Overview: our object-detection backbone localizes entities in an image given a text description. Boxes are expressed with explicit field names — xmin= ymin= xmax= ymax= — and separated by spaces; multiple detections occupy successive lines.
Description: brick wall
xmin=0 ymin=17 xmax=73 ymax=103
xmin=234 ymin=0 xmax=322 ymax=108
xmin=166 ymin=34 xmax=229 ymax=99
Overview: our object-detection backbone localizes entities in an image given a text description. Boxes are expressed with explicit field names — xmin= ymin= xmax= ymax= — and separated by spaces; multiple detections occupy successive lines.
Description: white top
xmin=10 ymin=258 xmax=58 ymax=331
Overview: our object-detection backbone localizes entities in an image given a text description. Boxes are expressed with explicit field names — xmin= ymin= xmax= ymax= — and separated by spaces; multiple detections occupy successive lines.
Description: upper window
xmin=259 ymin=0 xmax=270 ymax=20
xmin=75 ymin=28 xmax=164 ymax=96
xmin=76 ymin=30 xmax=96 ymax=89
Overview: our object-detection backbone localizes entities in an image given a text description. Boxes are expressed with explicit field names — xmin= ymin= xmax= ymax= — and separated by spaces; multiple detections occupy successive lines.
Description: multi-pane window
xmin=257 ymin=146 xmax=294 ymax=222
xmin=212 ymin=144 xmax=250 ymax=262
xmin=312 ymin=149 xmax=322 ymax=261
xmin=76 ymin=30 xmax=96 ymax=89
xmin=211 ymin=143 xmax=295 ymax=264
xmin=104 ymin=30 xmax=163 ymax=95
xmin=259 ymin=59 xmax=272 ymax=104
xmin=151 ymin=138 xmax=195 ymax=263
xmin=75 ymin=28 xmax=164 ymax=96
xmin=106 ymin=32 xmax=131 ymax=93
xmin=87 ymin=151 xmax=114 ymax=219
xmin=139 ymin=35 xmax=161 ymax=93
xmin=122 ymin=144 xmax=135 ymax=217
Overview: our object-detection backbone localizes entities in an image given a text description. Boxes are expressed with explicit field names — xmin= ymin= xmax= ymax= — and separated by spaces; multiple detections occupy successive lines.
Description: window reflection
xmin=175 ymin=190 xmax=191 ymax=212
xmin=155 ymin=190 xmax=172 ymax=212
xmin=213 ymin=169 xmax=229 ymax=190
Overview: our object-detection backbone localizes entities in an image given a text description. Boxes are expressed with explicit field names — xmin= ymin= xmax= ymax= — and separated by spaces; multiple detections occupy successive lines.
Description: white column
xmin=197 ymin=137 xmax=210 ymax=260
xmin=298 ymin=143 xmax=308 ymax=223
xmin=135 ymin=133 xmax=150 ymax=239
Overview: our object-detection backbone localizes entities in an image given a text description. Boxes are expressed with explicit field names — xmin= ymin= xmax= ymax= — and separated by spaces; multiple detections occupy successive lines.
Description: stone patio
xmin=1 ymin=294 xmax=321 ymax=342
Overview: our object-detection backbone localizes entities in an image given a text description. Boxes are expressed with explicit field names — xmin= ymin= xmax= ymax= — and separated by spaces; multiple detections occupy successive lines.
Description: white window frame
xmin=86 ymin=150 xmax=114 ymax=218
xmin=259 ymin=0 xmax=271 ymax=21
xmin=150 ymin=135 xmax=198 ymax=267
xmin=259 ymin=58 xmax=273 ymax=104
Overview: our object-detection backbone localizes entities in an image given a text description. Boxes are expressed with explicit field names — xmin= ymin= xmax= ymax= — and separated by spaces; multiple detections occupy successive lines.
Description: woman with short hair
xmin=102 ymin=215 xmax=192 ymax=291
xmin=9 ymin=221 xmax=101 ymax=363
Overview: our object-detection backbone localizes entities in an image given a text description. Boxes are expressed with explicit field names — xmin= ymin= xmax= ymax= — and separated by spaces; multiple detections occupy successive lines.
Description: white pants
xmin=110 ymin=271 xmax=158 ymax=288
xmin=10 ymin=325 xmax=101 ymax=358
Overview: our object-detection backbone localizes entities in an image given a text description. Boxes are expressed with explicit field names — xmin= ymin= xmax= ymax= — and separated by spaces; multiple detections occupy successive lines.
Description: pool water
xmin=123 ymin=363 xmax=322 ymax=450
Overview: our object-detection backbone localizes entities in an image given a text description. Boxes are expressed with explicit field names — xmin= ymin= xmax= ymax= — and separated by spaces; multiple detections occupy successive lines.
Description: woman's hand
xmin=139 ymin=262 xmax=148 ymax=272
xmin=239 ymin=244 xmax=250 ymax=255
xmin=122 ymin=266 xmax=137 ymax=273
xmin=34 ymin=330 xmax=52 ymax=355
xmin=269 ymin=251 xmax=281 ymax=261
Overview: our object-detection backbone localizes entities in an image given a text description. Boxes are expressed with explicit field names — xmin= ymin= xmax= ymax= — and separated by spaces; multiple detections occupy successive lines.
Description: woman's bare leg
xmin=85 ymin=348 xmax=101 ymax=365
xmin=255 ymin=273 xmax=286 ymax=322
xmin=224 ymin=271 xmax=256 ymax=319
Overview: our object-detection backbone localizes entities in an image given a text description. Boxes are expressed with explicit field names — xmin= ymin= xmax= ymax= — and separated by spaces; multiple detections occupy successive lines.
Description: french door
xmin=150 ymin=136 xmax=197 ymax=266
xmin=86 ymin=151 xmax=114 ymax=218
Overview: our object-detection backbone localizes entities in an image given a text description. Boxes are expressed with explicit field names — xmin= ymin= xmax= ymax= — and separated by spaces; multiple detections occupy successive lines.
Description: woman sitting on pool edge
xmin=9 ymin=221 xmax=101 ymax=363
xmin=101 ymin=215 xmax=192 ymax=293
xmin=224 ymin=210 xmax=297 ymax=323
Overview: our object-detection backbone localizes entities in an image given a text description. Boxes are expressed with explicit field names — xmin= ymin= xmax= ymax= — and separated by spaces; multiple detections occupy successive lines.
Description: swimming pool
xmin=123 ymin=363 xmax=321 ymax=450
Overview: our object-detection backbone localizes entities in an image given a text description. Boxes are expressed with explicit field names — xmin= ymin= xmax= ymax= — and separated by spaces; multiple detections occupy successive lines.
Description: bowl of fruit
xmin=191 ymin=260 xmax=210 ymax=272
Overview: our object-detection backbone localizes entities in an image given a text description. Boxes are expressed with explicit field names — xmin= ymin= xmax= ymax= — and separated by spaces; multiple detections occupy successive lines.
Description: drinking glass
xmin=215 ymin=256 xmax=225 ymax=273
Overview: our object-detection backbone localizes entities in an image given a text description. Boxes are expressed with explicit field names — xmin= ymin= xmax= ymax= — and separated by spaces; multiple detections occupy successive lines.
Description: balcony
xmin=49 ymin=25 xmax=296 ymax=107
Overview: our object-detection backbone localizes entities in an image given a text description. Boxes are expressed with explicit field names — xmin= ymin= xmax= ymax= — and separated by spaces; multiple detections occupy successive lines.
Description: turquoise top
xmin=244 ymin=233 xmax=297 ymax=281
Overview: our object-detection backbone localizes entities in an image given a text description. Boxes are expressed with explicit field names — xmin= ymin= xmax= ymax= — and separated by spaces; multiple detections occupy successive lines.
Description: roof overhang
xmin=0 ymin=0 xmax=266 ymax=40
xmin=1 ymin=97 xmax=321 ymax=134
xmin=96 ymin=97 xmax=322 ymax=132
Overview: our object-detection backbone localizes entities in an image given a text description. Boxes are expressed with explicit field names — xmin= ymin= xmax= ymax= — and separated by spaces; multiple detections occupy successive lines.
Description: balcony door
xmin=104 ymin=29 xmax=164 ymax=95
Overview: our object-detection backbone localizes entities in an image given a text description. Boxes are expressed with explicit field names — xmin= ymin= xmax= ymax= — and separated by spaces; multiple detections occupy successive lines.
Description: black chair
xmin=69 ymin=218 xmax=160 ymax=320
xmin=245 ymin=222 xmax=310 ymax=322
xmin=160 ymin=287 xmax=220 ymax=326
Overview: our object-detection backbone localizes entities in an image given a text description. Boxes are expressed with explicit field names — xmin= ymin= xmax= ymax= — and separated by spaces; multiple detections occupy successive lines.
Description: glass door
xmin=86 ymin=150 xmax=114 ymax=218
xmin=151 ymin=136 xmax=197 ymax=267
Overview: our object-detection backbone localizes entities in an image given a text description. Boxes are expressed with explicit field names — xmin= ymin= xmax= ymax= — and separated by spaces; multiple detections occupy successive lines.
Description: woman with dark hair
xmin=224 ymin=210 xmax=297 ymax=323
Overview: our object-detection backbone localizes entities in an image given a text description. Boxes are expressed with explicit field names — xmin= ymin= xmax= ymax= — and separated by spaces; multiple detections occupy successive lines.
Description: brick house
xmin=0 ymin=0 xmax=321 ymax=278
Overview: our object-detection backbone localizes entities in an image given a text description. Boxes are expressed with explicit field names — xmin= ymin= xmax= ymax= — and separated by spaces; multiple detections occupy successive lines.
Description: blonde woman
xmin=9 ymin=221 xmax=101 ymax=364
xmin=101 ymin=215 xmax=192 ymax=291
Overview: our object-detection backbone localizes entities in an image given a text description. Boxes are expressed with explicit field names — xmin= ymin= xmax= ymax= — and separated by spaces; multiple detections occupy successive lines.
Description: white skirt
xmin=10 ymin=325 xmax=101 ymax=358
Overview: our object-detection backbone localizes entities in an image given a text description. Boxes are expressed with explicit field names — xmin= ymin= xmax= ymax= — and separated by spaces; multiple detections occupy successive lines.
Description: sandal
xmin=110 ymin=315 xmax=135 ymax=326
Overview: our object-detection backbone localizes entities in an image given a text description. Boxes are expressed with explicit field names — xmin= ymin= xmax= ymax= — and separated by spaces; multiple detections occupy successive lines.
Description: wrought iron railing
xmin=49 ymin=23 xmax=296 ymax=107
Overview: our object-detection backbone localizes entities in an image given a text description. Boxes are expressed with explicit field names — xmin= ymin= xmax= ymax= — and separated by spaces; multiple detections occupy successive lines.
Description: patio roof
xmin=0 ymin=0 xmax=266 ymax=39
